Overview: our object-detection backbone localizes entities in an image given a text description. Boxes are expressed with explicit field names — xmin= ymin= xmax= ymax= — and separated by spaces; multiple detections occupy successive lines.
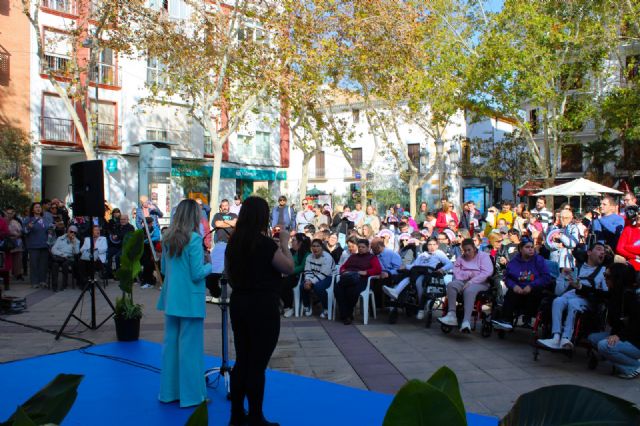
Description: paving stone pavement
xmin=2 ymin=278 xmax=640 ymax=418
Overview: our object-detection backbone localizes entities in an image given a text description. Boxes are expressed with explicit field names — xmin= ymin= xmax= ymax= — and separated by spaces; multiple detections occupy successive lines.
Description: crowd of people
xmin=1 ymin=190 xmax=640 ymax=384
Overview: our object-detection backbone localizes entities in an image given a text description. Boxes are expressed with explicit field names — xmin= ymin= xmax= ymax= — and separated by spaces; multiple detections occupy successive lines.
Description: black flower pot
xmin=114 ymin=316 xmax=141 ymax=341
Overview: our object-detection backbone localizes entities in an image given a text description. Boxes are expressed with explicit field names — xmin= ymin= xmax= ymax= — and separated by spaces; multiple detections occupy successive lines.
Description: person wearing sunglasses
xmin=50 ymin=225 xmax=81 ymax=291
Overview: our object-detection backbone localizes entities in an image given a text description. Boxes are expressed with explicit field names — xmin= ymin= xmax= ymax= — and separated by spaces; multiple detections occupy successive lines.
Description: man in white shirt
xmin=50 ymin=225 xmax=80 ymax=291
xmin=295 ymin=199 xmax=316 ymax=233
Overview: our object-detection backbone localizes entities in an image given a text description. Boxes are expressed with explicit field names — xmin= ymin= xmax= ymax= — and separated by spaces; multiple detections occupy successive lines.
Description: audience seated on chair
xmin=492 ymin=237 xmax=550 ymax=331
xmin=587 ymin=263 xmax=640 ymax=379
xmin=77 ymin=225 xmax=108 ymax=288
xmin=301 ymin=238 xmax=335 ymax=318
xmin=334 ymin=238 xmax=381 ymax=325
xmin=50 ymin=225 xmax=80 ymax=291
xmin=383 ymin=237 xmax=452 ymax=319
xmin=538 ymin=243 xmax=607 ymax=350
xmin=438 ymin=238 xmax=493 ymax=333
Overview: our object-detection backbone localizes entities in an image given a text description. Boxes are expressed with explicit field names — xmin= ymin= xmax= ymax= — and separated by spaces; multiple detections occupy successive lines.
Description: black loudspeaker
xmin=70 ymin=160 xmax=105 ymax=217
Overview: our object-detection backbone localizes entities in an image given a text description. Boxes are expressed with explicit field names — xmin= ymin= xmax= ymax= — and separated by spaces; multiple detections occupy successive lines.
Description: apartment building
xmin=20 ymin=0 xmax=289 ymax=216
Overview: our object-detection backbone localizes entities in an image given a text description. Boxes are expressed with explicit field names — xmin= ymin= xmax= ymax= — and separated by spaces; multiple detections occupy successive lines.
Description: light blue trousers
xmin=551 ymin=292 xmax=588 ymax=339
xmin=588 ymin=331 xmax=640 ymax=375
xmin=159 ymin=315 xmax=207 ymax=408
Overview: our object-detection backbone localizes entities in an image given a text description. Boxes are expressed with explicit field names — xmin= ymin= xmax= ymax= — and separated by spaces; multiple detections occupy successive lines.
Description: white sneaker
xmin=416 ymin=310 xmax=425 ymax=320
xmin=537 ymin=334 xmax=561 ymax=349
xmin=141 ymin=283 xmax=153 ymax=289
xmin=560 ymin=338 xmax=573 ymax=350
xmin=205 ymin=296 xmax=212 ymax=303
xmin=319 ymin=310 xmax=328 ymax=319
xmin=460 ymin=320 xmax=471 ymax=333
xmin=491 ymin=319 xmax=513 ymax=331
xmin=303 ymin=307 xmax=313 ymax=317
xmin=382 ymin=285 xmax=399 ymax=300
xmin=438 ymin=311 xmax=458 ymax=326
xmin=283 ymin=308 xmax=294 ymax=318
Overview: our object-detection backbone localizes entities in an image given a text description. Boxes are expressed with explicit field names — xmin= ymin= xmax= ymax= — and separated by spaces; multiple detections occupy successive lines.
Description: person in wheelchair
xmin=382 ymin=237 xmax=451 ymax=299
xmin=438 ymin=238 xmax=494 ymax=332
xmin=587 ymin=263 xmax=640 ymax=379
xmin=491 ymin=237 xmax=550 ymax=331
xmin=538 ymin=243 xmax=607 ymax=350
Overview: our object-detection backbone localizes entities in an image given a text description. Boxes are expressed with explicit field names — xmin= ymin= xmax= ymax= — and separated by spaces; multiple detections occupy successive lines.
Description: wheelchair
xmin=439 ymin=280 xmax=498 ymax=335
xmin=386 ymin=266 xmax=447 ymax=325
xmin=531 ymin=298 xmax=608 ymax=362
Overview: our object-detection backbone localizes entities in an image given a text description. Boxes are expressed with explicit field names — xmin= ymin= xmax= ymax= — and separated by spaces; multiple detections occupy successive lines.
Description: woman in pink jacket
xmin=438 ymin=238 xmax=494 ymax=332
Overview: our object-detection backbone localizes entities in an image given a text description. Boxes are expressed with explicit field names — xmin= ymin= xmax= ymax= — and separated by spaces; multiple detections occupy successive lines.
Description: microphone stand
xmin=204 ymin=275 xmax=231 ymax=397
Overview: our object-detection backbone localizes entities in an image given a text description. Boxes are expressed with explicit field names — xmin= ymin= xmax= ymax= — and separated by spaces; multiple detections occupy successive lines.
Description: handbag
xmin=0 ymin=237 xmax=16 ymax=252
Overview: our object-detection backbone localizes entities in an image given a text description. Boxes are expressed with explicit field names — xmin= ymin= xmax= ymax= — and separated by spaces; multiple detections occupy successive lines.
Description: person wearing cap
xmin=538 ymin=243 xmax=607 ymax=350
xmin=50 ymin=225 xmax=81 ymax=291
xmin=271 ymin=195 xmax=295 ymax=231
xmin=492 ymin=237 xmax=550 ymax=331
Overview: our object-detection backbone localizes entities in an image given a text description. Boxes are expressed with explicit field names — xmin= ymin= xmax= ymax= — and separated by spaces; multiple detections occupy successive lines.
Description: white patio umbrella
xmin=534 ymin=177 xmax=623 ymax=212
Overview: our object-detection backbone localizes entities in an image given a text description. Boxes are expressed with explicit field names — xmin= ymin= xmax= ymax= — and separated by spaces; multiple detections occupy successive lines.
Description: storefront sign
xmin=106 ymin=158 xmax=118 ymax=173
xmin=172 ymin=165 xmax=287 ymax=181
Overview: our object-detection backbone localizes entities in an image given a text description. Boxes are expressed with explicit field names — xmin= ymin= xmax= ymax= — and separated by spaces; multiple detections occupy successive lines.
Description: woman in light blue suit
xmin=157 ymin=199 xmax=210 ymax=408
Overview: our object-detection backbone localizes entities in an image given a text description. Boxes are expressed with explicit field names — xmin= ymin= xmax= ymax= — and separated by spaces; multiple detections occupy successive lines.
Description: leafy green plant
xmin=114 ymin=230 xmax=145 ymax=320
xmin=384 ymin=367 xmax=640 ymax=426
xmin=1 ymin=374 xmax=83 ymax=426
xmin=185 ymin=401 xmax=208 ymax=426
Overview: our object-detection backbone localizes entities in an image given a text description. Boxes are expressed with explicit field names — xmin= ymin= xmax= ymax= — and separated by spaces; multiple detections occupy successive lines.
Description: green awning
xmin=172 ymin=165 xmax=286 ymax=181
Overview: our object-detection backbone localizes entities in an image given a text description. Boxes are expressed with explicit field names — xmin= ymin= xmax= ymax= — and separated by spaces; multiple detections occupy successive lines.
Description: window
xmin=235 ymin=132 xmax=271 ymax=160
xmin=146 ymin=56 xmax=168 ymax=87
xmin=146 ymin=128 xmax=169 ymax=141
xmin=42 ymin=93 xmax=74 ymax=143
xmin=149 ymin=0 xmax=168 ymax=11
xmin=0 ymin=51 xmax=8 ymax=86
xmin=529 ymin=109 xmax=539 ymax=134
xmin=43 ymin=29 xmax=72 ymax=74
xmin=560 ymin=144 xmax=583 ymax=173
xmin=407 ymin=143 xmax=420 ymax=171
xmin=42 ymin=0 xmax=77 ymax=15
xmin=352 ymin=109 xmax=360 ymax=123
xmin=351 ymin=147 xmax=362 ymax=177
xmin=90 ymin=48 xmax=118 ymax=86
xmin=237 ymin=21 xmax=269 ymax=44
xmin=315 ymin=151 xmax=325 ymax=178
xmin=90 ymin=101 xmax=117 ymax=147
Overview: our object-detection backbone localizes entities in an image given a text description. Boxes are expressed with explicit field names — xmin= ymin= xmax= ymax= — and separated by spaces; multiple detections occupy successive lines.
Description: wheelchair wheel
xmin=388 ymin=308 xmax=398 ymax=324
xmin=425 ymin=310 xmax=433 ymax=328
xmin=441 ymin=324 xmax=452 ymax=334
xmin=533 ymin=346 xmax=539 ymax=361
xmin=481 ymin=320 xmax=492 ymax=338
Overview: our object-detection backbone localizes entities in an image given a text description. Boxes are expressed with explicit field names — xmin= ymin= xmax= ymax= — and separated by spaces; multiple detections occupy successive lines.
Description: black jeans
xmin=280 ymin=274 xmax=299 ymax=309
xmin=498 ymin=286 xmax=543 ymax=323
xmin=229 ymin=291 xmax=280 ymax=423
xmin=334 ymin=272 xmax=368 ymax=320
xmin=140 ymin=244 xmax=156 ymax=285
xmin=50 ymin=256 xmax=76 ymax=291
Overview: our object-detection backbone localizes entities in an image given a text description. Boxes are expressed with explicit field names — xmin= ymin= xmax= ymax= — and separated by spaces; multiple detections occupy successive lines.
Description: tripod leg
xmin=55 ymin=285 xmax=91 ymax=340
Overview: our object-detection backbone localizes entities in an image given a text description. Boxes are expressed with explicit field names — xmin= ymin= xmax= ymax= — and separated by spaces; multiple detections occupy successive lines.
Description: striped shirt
xmin=304 ymin=251 xmax=335 ymax=284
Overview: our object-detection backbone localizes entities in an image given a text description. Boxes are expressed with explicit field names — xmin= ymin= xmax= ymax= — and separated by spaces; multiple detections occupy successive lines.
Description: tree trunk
xmin=300 ymin=152 xmax=312 ymax=204
xmin=208 ymin=138 xmax=223 ymax=220
xmin=409 ymin=173 xmax=419 ymax=217
xmin=360 ymin=171 xmax=368 ymax=207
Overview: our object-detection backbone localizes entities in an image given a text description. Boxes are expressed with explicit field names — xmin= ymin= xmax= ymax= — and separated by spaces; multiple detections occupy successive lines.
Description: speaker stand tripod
xmin=205 ymin=277 xmax=231 ymax=397
xmin=56 ymin=219 xmax=114 ymax=340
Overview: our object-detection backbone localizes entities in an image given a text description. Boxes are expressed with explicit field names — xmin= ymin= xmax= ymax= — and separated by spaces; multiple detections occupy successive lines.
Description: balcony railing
xmin=42 ymin=54 xmax=70 ymax=74
xmin=42 ymin=0 xmax=77 ymax=15
xmin=40 ymin=116 xmax=120 ymax=148
xmin=41 ymin=116 xmax=76 ymax=144
xmin=90 ymin=63 xmax=121 ymax=87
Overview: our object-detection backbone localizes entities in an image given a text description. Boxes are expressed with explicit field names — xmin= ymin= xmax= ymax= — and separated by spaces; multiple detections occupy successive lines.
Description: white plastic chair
xmin=357 ymin=275 xmax=378 ymax=325
xmin=327 ymin=268 xmax=340 ymax=321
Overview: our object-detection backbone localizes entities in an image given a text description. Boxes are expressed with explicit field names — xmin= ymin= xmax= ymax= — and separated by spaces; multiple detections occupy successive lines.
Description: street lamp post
xmin=435 ymin=138 xmax=444 ymax=202
xmin=447 ymin=145 xmax=459 ymax=205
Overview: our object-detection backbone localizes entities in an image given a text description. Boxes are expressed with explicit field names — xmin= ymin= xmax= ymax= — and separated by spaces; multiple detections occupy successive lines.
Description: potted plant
xmin=113 ymin=230 xmax=144 ymax=341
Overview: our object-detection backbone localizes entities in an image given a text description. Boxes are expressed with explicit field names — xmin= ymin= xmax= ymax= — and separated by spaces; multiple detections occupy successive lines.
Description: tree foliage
xmin=0 ymin=126 xmax=33 ymax=211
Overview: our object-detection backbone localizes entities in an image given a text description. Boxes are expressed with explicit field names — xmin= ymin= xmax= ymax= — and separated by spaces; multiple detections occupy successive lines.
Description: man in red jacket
xmin=335 ymin=238 xmax=382 ymax=325
xmin=617 ymin=205 xmax=640 ymax=273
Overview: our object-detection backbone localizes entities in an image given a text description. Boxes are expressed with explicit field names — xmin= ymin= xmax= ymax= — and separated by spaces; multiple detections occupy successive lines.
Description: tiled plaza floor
xmin=2 ymin=278 xmax=639 ymax=418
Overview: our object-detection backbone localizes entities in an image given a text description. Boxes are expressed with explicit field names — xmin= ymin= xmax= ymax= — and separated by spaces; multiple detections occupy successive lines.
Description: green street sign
xmin=106 ymin=158 xmax=118 ymax=173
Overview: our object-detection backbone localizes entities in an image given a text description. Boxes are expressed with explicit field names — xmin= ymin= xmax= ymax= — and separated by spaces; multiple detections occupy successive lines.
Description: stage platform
xmin=0 ymin=340 xmax=498 ymax=425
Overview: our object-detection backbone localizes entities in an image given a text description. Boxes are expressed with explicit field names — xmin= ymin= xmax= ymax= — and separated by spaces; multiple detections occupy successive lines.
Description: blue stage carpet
xmin=0 ymin=340 xmax=498 ymax=425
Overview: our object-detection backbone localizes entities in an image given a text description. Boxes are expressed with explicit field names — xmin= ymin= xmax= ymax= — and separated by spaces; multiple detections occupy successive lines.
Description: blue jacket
xmin=271 ymin=205 xmax=295 ymax=230
xmin=504 ymin=253 xmax=550 ymax=289
xmin=23 ymin=216 xmax=53 ymax=249
xmin=157 ymin=232 xmax=209 ymax=318
xmin=593 ymin=213 xmax=625 ymax=248
xmin=377 ymin=248 xmax=403 ymax=275
xmin=136 ymin=206 xmax=163 ymax=230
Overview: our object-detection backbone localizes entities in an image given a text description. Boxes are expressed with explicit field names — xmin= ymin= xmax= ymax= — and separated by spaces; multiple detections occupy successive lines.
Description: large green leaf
xmin=10 ymin=408 xmax=37 ymax=426
xmin=500 ymin=385 xmax=640 ymax=426
xmin=383 ymin=379 xmax=467 ymax=426
xmin=425 ymin=366 xmax=466 ymax=420
xmin=117 ymin=230 xmax=145 ymax=294
xmin=184 ymin=401 xmax=208 ymax=426
xmin=1 ymin=374 xmax=83 ymax=426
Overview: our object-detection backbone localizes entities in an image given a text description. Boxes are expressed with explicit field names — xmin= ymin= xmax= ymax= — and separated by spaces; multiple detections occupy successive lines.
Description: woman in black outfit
xmin=225 ymin=196 xmax=294 ymax=426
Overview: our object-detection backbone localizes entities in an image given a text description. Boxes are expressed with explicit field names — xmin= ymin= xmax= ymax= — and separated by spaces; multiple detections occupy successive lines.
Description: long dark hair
xmin=226 ymin=196 xmax=270 ymax=285
xmin=293 ymin=233 xmax=311 ymax=259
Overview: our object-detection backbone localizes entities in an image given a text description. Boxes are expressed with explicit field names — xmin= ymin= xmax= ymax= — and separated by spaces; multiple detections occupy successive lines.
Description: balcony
xmin=89 ymin=63 xmax=121 ymax=87
xmin=41 ymin=0 xmax=77 ymax=15
xmin=40 ymin=116 xmax=120 ymax=148
xmin=42 ymin=54 xmax=71 ymax=75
